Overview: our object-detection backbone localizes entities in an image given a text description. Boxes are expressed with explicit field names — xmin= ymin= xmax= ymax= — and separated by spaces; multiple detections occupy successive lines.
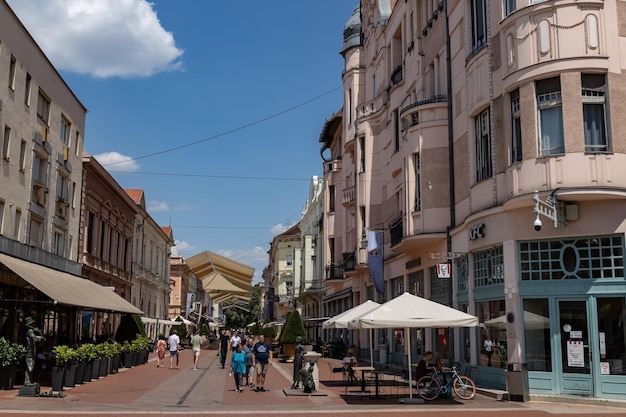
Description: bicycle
xmin=416 ymin=366 xmax=476 ymax=401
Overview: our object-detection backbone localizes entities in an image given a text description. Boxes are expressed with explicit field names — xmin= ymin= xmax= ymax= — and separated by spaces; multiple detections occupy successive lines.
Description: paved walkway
xmin=0 ymin=347 xmax=624 ymax=416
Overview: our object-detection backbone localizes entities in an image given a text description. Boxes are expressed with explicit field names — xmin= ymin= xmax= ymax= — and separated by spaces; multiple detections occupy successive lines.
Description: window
xmin=359 ymin=137 xmax=365 ymax=172
xmin=2 ymin=125 xmax=10 ymax=160
xmin=523 ymin=298 xmax=551 ymax=371
xmin=413 ymin=153 xmax=421 ymax=211
xmin=510 ymin=89 xmax=522 ymax=163
xmin=8 ymin=55 xmax=16 ymax=89
xmin=473 ymin=246 xmax=504 ymax=287
xmin=24 ymin=73 xmax=31 ymax=106
xmin=504 ymin=0 xmax=516 ymax=16
xmin=14 ymin=209 xmax=21 ymax=240
xmin=475 ymin=108 xmax=492 ymax=182
xmin=477 ymin=299 xmax=507 ymax=367
xmin=55 ymin=173 xmax=68 ymax=201
xmin=53 ymin=230 xmax=65 ymax=257
xmin=60 ymin=117 xmax=71 ymax=144
xmin=71 ymin=181 xmax=77 ymax=208
xmin=328 ymin=185 xmax=335 ymax=212
xmin=408 ymin=270 xmax=424 ymax=296
xmin=536 ymin=77 xmax=564 ymax=156
xmin=596 ymin=297 xmax=626 ymax=375
xmin=28 ymin=216 xmax=43 ymax=248
xmin=285 ymin=252 xmax=294 ymax=267
xmin=519 ymin=235 xmax=625 ymax=280
xmin=32 ymin=153 xmax=48 ymax=184
xmin=391 ymin=276 xmax=404 ymax=297
xmin=394 ymin=109 xmax=400 ymax=152
xmin=430 ymin=266 xmax=450 ymax=298
xmin=470 ymin=0 xmax=487 ymax=51
xmin=456 ymin=255 xmax=469 ymax=292
xmin=37 ymin=90 xmax=50 ymax=124
xmin=582 ymin=73 xmax=608 ymax=152
xmin=86 ymin=212 xmax=95 ymax=254
xmin=0 ymin=199 xmax=4 ymax=235
xmin=19 ymin=140 xmax=26 ymax=171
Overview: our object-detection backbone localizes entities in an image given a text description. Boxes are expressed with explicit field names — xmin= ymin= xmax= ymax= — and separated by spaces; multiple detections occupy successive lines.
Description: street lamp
xmin=532 ymin=190 xmax=565 ymax=230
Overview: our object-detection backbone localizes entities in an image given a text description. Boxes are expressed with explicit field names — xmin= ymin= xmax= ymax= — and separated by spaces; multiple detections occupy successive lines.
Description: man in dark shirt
xmin=219 ymin=330 xmax=230 ymax=369
xmin=252 ymin=334 xmax=273 ymax=392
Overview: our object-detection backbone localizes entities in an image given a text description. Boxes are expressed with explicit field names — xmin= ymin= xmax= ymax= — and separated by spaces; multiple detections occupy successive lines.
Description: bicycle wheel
xmin=416 ymin=376 xmax=440 ymax=400
xmin=453 ymin=375 xmax=476 ymax=400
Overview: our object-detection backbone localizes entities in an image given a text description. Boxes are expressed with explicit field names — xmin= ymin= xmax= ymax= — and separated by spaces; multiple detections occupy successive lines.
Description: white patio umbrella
xmin=323 ymin=300 xmax=381 ymax=366
xmin=348 ymin=292 xmax=479 ymax=399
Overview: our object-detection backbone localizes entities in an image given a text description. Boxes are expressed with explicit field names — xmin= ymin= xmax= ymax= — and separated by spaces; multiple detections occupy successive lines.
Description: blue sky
xmin=7 ymin=0 xmax=358 ymax=283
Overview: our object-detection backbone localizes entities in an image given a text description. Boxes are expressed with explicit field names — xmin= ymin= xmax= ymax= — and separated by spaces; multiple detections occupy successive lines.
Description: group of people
xmin=154 ymin=328 xmax=274 ymax=393
xmin=220 ymin=330 xmax=273 ymax=393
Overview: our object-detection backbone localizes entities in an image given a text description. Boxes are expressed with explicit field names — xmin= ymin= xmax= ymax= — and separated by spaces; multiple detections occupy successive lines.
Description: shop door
xmin=558 ymin=299 xmax=594 ymax=396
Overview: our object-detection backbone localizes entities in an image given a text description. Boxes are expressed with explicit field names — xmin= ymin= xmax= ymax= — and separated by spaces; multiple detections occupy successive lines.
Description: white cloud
xmin=172 ymin=240 xmax=195 ymax=257
xmin=270 ymin=223 xmax=292 ymax=236
xmin=147 ymin=200 xmax=169 ymax=212
xmin=7 ymin=0 xmax=184 ymax=78
xmin=93 ymin=151 xmax=140 ymax=172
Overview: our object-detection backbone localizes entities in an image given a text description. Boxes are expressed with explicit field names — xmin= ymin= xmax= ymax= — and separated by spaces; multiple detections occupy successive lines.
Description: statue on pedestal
xmin=24 ymin=317 xmax=45 ymax=387
xmin=299 ymin=362 xmax=316 ymax=393
xmin=290 ymin=336 xmax=305 ymax=389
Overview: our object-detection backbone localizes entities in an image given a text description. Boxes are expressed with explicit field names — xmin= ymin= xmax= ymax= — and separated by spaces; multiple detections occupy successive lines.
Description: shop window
xmin=523 ymin=298 xmax=552 ymax=371
xmin=478 ymin=299 xmax=507 ymax=368
xmin=473 ymin=246 xmax=504 ymax=287
xmin=519 ymin=235 xmax=625 ymax=280
xmin=597 ymin=297 xmax=626 ymax=375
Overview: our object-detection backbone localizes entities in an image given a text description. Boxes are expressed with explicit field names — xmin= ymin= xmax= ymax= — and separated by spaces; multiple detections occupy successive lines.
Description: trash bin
xmin=378 ymin=344 xmax=388 ymax=364
xmin=506 ymin=363 xmax=529 ymax=401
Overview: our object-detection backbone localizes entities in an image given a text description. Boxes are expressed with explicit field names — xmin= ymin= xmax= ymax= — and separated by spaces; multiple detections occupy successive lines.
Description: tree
xmin=279 ymin=310 xmax=307 ymax=344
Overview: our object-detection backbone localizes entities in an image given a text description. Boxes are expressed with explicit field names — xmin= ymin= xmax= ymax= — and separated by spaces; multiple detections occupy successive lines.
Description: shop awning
xmin=0 ymin=253 xmax=143 ymax=315
xmin=187 ymin=251 xmax=253 ymax=302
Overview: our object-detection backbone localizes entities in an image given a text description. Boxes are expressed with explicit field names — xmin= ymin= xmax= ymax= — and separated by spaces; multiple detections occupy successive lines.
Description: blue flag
xmin=367 ymin=230 xmax=384 ymax=294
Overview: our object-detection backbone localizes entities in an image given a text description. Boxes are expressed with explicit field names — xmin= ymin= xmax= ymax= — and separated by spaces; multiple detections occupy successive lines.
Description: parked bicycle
xmin=416 ymin=366 xmax=476 ymax=400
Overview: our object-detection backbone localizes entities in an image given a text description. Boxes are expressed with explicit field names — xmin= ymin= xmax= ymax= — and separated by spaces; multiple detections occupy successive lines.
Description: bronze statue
xmin=24 ymin=317 xmax=45 ymax=387
xmin=299 ymin=362 xmax=316 ymax=393
xmin=290 ymin=336 xmax=305 ymax=389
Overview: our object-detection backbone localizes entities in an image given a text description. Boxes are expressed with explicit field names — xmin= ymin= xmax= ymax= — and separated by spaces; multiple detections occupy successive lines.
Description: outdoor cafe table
xmin=351 ymin=366 xmax=375 ymax=393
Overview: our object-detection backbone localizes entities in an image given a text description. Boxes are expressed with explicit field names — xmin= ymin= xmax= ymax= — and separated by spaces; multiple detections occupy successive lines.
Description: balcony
xmin=324 ymin=264 xmax=344 ymax=280
xmin=55 ymin=198 xmax=68 ymax=219
xmin=391 ymin=65 xmax=403 ymax=87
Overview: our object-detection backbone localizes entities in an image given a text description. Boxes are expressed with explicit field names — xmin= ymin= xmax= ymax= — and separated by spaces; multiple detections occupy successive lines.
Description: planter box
xmin=63 ymin=364 xmax=76 ymax=388
xmin=123 ymin=352 xmax=132 ymax=368
xmin=82 ymin=361 xmax=92 ymax=383
xmin=0 ymin=364 xmax=16 ymax=390
xmin=99 ymin=357 xmax=108 ymax=377
xmin=74 ymin=362 xmax=85 ymax=385
xmin=91 ymin=359 xmax=101 ymax=380
xmin=51 ymin=366 xmax=64 ymax=392
xmin=110 ymin=355 xmax=120 ymax=373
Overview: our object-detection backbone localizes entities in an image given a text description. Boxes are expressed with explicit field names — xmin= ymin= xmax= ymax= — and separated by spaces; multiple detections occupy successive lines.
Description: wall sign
xmin=468 ymin=223 xmax=485 ymax=240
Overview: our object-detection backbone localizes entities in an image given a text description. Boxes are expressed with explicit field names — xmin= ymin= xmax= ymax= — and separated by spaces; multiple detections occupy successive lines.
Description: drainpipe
xmin=445 ymin=0 xmax=456 ymax=360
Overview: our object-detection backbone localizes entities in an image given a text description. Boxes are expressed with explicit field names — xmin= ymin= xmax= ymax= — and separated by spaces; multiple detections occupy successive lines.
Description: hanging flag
xmin=367 ymin=230 xmax=385 ymax=294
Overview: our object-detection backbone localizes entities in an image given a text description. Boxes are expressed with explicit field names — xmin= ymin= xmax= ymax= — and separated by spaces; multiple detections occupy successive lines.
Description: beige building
xmin=0 ymin=0 xmax=140 ymax=346
xmin=124 ymin=189 xmax=173 ymax=321
xmin=321 ymin=0 xmax=626 ymax=399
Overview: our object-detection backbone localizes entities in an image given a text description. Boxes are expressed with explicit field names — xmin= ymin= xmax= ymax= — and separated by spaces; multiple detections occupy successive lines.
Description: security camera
xmin=533 ymin=215 xmax=542 ymax=232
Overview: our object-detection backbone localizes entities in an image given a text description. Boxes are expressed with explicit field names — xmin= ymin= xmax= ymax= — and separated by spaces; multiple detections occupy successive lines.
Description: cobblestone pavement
xmin=0 ymin=347 xmax=624 ymax=416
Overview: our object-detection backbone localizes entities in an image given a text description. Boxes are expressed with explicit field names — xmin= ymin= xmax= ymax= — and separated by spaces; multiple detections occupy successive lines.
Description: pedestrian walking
xmin=230 ymin=330 xmax=241 ymax=351
xmin=156 ymin=334 xmax=167 ymax=368
xmin=168 ymin=330 xmax=181 ymax=369
xmin=243 ymin=337 xmax=255 ymax=387
xmin=230 ymin=343 xmax=246 ymax=392
xmin=190 ymin=329 xmax=202 ymax=370
xmin=252 ymin=334 xmax=273 ymax=392
xmin=219 ymin=329 xmax=229 ymax=369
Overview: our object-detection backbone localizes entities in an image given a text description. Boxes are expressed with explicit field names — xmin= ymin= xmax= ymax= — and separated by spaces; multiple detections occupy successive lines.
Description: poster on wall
xmin=567 ymin=340 xmax=585 ymax=367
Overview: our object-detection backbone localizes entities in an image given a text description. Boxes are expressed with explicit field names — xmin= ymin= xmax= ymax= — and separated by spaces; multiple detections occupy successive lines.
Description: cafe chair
xmin=328 ymin=362 xmax=348 ymax=385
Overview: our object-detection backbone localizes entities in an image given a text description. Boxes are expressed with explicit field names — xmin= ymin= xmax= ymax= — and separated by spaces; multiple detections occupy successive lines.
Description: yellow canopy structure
xmin=187 ymin=251 xmax=253 ymax=303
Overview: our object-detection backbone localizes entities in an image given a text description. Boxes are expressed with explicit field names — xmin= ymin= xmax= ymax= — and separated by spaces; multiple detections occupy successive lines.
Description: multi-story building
xmin=79 ymin=155 xmax=139 ymax=338
xmin=266 ymin=223 xmax=302 ymax=321
xmin=0 ymin=0 xmax=140 ymax=346
xmin=297 ymin=175 xmax=325 ymax=342
xmin=124 ymin=189 xmax=173 ymax=321
xmin=324 ymin=0 xmax=626 ymax=399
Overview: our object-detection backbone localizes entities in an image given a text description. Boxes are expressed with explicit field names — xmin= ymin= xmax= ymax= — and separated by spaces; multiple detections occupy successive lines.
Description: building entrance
xmin=558 ymin=299 xmax=594 ymax=396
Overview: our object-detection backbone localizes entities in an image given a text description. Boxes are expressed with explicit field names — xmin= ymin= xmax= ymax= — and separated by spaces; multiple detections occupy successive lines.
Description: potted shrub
xmin=54 ymin=345 xmax=78 ymax=388
xmin=279 ymin=311 xmax=308 ymax=362
xmin=122 ymin=341 xmax=133 ymax=368
xmin=0 ymin=337 xmax=26 ymax=390
xmin=95 ymin=343 xmax=109 ymax=377
xmin=77 ymin=344 xmax=97 ymax=383
xmin=108 ymin=343 xmax=121 ymax=373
